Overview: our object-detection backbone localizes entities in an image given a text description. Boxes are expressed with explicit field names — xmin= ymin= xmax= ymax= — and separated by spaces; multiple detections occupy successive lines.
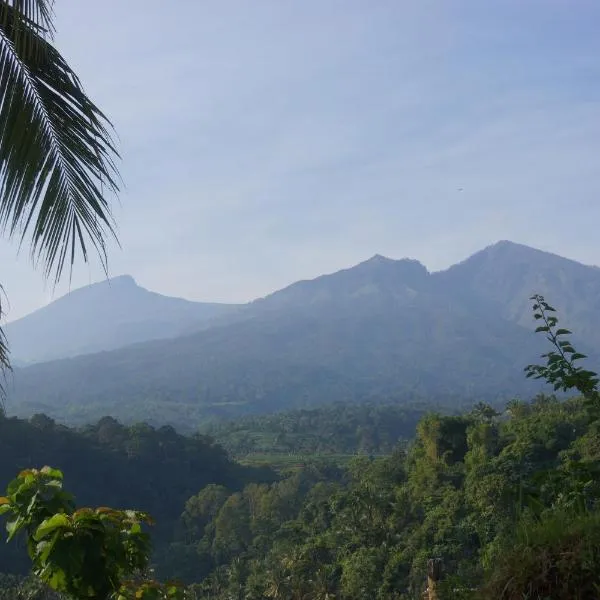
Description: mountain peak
xmin=356 ymin=255 xmax=428 ymax=279
xmin=365 ymin=253 xmax=392 ymax=263
xmin=484 ymin=240 xmax=538 ymax=254
xmin=474 ymin=240 xmax=595 ymax=269
xmin=4 ymin=274 xmax=235 ymax=363
xmin=55 ymin=274 xmax=139 ymax=298
xmin=359 ymin=254 xmax=425 ymax=268
xmin=100 ymin=274 xmax=137 ymax=288
xmin=7 ymin=240 xmax=600 ymax=427
xmin=110 ymin=274 xmax=136 ymax=284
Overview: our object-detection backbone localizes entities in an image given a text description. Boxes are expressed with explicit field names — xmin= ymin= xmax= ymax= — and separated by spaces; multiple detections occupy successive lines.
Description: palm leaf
xmin=0 ymin=284 xmax=10 ymax=402
xmin=0 ymin=0 xmax=120 ymax=380
xmin=0 ymin=0 xmax=120 ymax=282
xmin=1 ymin=1 xmax=53 ymax=28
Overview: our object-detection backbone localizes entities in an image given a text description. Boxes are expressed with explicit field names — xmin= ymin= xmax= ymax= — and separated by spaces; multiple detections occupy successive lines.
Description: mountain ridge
xmin=6 ymin=240 xmax=600 ymax=429
xmin=4 ymin=275 xmax=239 ymax=364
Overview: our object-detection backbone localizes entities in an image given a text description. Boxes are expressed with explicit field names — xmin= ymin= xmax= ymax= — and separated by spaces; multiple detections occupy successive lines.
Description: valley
xmin=1 ymin=2 xmax=598 ymax=597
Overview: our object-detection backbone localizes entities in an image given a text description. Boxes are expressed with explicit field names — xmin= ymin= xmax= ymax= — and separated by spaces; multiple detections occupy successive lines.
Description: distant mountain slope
xmin=4 ymin=275 xmax=238 ymax=363
xmin=6 ymin=241 xmax=600 ymax=428
xmin=248 ymin=255 xmax=429 ymax=315
xmin=439 ymin=241 xmax=600 ymax=351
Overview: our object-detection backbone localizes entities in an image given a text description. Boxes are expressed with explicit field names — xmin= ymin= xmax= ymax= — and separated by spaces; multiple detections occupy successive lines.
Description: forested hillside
xmin=203 ymin=402 xmax=435 ymax=457
xmin=4 ymin=392 xmax=599 ymax=599
xmin=161 ymin=393 xmax=600 ymax=598
xmin=3 ymin=297 xmax=600 ymax=598
xmin=0 ymin=413 xmax=275 ymax=575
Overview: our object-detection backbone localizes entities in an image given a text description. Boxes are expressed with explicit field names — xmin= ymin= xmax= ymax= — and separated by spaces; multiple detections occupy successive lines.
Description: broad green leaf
xmin=34 ymin=513 xmax=70 ymax=540
xmin=37 ymin=537 xmax=57 ymax=563
xmin=6 ymin=515 xmax=24 ymax=540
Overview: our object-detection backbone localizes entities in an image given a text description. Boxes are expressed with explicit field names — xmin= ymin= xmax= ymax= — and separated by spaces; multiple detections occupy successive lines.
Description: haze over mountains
xmin=4 ymin=275 xmax=238 ymax=364
xmin=5 ymin=241 xmax=600 ymax=429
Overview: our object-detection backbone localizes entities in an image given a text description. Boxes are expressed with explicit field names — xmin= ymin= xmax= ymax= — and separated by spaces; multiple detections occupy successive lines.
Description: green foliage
xmin=203 ymin=402 xmax=429 ymax=458
xmin=0 ymin=415 xmax=275 ymax=575
xmin=0 ymin=467 xmax=75 ymax=542
xmin=115 ymin=579 xmax=185 ymax=600
xmin=474 ymin=295 xmax=600 ymax=599
xmin=157 ymin=388 xmax=600 ymax=598
xmin=1 ymin=296 xmax=598 ymax=598
xmin=480 ymin=511 xmax=600 ymax=599
xmin=1 ymin=392 xmax=598 ymax=598
xmin=0 ymin=467 xmax=158 ymax=598
xmin=525 ymin=294 xmax=599 ymax=404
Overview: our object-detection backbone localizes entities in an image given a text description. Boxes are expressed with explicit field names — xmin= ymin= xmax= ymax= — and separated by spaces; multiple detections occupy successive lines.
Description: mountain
xmin=3 ymin=275 xmax=238 ymax=363
xmin=5 ymin=241 xmax=600 ymax=429
xmin=439 ymin=240 xmax=600 ymax=348
xmin=248 ymin=255 xmax=430 ymax=315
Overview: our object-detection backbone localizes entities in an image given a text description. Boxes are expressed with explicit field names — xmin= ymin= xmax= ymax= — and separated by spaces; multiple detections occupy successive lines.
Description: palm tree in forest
xmin=0 ymin=0 xmax=119 ymax=374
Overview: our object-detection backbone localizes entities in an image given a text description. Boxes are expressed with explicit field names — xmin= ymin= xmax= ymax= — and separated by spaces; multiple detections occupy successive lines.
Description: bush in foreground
xmin=480 ymin=511 xmax=600 ymax=599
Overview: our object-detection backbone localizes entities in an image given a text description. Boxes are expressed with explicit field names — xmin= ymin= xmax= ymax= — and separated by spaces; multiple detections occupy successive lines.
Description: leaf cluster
xmin=524 ymin=294 xmax=599 ymax=405
xmin=115 ymin=579 xmax=185 ymax=600
xmin=0 ymin=467 xmax=156 ymax=598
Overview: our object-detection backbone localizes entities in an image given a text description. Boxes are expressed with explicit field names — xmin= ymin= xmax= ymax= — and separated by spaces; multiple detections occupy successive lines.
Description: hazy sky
xmin=1 ymin=0 xmax=600 ymax=320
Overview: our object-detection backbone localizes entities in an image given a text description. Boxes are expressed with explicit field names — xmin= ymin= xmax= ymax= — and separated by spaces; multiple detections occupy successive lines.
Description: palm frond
xmin=0 ymin=284 xmax=10 ymax=405
xmin=1 ymin=1 xmax=53 ymax=31
xmin=0 ymin=0 xmax=120 ymax=282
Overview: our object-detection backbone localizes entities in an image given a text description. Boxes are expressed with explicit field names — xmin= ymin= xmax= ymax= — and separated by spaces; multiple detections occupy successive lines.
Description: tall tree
xmin=0 ymin=0 xmax=120 ymax=374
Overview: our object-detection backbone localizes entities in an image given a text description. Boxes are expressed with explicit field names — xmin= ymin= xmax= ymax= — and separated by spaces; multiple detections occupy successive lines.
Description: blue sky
xmin=1 ymin=0 xmax=600 ymax=320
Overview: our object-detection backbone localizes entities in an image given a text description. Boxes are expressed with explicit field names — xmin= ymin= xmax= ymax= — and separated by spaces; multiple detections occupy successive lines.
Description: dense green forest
xmin=2 ymin=297 xmax=600 ymax=598
xmin=0 ymin=403 xmax=429 ymax=580
xmin=4 ymin=392 xmax=600 ymax=598
xmin=202 ymin=403 xmax=435 ymax=459
xmin=0 ymin=414 xmax=275 ymax=576
xmin=160 ymin=393 xmax=600 ymax=598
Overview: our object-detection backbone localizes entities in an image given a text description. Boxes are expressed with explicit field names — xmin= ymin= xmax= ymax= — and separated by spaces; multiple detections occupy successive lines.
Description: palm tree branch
xmin=0 ymin=0 xmax=120 ymax=282
xmin=1 ymin=1 xmax=54 ymax=64
xmin=1 ymin=1 xmax=53 ymax=32
xmin=0 ymin=284 xmax=10 ymax=402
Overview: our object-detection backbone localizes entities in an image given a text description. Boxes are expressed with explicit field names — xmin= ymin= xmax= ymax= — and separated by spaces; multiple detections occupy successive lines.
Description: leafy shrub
xmin=480 ymin=511 xmax=600 ymax=599
xmin=0 ymin=467 xmax=185 ymax=599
